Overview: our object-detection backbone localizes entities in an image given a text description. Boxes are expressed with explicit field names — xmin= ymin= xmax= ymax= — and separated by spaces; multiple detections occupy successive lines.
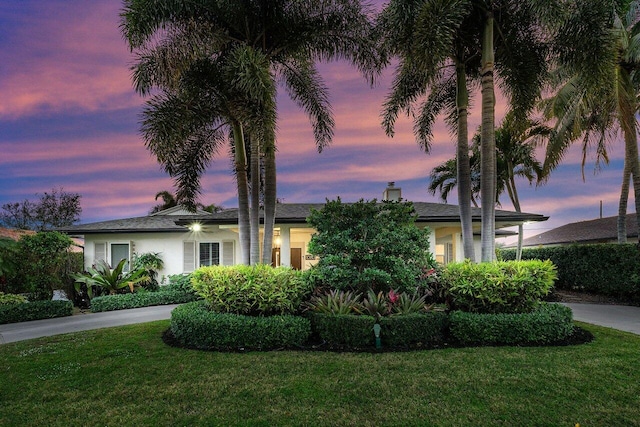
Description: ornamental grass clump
xmin=443 ymin=260 xmax=557 ymax=314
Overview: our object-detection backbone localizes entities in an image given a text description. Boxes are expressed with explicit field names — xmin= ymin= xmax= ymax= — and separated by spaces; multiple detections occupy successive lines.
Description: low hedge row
xmin=309 ymin=311 xmax=449 ymax=348
xmin=499 ymin=244 xmax=640 ymax=302
xmin=0 ymin=300 xmax=73 ymax=325
xmin=170 ymin=301 xmax=311 ymax=351
xmin=448 ymin=303 xmax=574 ymax=346
xmin=90 ymin=290 xmax=200 ymax=313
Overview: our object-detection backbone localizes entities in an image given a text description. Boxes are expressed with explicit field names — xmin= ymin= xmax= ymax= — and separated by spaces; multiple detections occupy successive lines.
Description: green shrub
xmin=90 ymin=290 xmax=199 ymax=312
xmin=0 ymin=300 xmax=73 ymax=324
xmin=305 ymin=198 xmax=436 ymax=294
xmin=6 ymin=232 xmax=73 ymax=301
xmin=170 ymin=301 xmax=311 ymax=351
xmin=0 ymin=292 xmax=28 ymax=305
xmin=191 ymin=265 xmax=312 ymax=316
xmin=309 ymin=312 xmax=376 ymax=348
xmin=378 ymin=312 xmax=448 ymax=347
xmin=309 ymin=311 xmax=449 ymax=349
xmin=448 ymin=303 xmax=573 ymax=346
xmin=443 ymin=260 xmax=557 ymax=313
xmin=499 ymin=244 xmax=640 ymax=302
xmin=165 ymin=273 xmax=196 ymax=294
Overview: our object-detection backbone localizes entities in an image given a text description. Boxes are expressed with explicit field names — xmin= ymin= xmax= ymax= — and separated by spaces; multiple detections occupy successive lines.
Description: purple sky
xmin=0 ymin=0 xmax=631 ymax=243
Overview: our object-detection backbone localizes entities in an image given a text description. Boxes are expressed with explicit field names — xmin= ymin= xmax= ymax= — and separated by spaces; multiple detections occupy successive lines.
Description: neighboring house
xmin=516 ymin=214 xmax=638 ymax=248
xmin=58 ymin=183 xmax=547 ymax=277
xmin=0 ymin=227 xmax=35 ymax=241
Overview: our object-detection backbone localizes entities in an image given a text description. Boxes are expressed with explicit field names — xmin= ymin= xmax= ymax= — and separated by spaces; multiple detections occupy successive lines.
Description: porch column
xmin=279 ymin=225 xmax=291 ymax=267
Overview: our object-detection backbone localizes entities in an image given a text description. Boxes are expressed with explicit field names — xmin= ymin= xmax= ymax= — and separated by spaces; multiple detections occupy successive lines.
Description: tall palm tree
xmin=377 ymin=0 xmax=481 ymax=261
xmin=378 ymin=0 xmax=548 ymax=262
xmin=430 ymin=114 xmax=549 ymax=259
xmin=121 ymin=0 xmax=378 ymax=265
xmin=542 ymin=0 xmax=640 ymax=243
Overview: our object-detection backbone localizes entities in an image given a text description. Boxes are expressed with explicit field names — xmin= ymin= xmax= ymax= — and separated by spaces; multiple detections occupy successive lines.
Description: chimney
xmin=383 ymin=182 xmax=402 ymax=202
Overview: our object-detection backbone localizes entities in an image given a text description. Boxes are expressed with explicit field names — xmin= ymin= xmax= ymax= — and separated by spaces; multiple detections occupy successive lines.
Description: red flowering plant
xmin=360 ymin=288 xmax=431 ymax=321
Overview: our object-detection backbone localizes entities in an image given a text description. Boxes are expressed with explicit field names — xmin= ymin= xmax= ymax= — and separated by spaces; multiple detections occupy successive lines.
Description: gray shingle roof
xmin=58 ymin=202 xmax=547 ymax=235
xmin=520 ymin=214 xmax=639 ymax=247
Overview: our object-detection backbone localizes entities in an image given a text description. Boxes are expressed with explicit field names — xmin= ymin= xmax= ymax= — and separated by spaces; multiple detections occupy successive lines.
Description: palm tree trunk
xmin=618 ymin=158 xmax=630 ymax=243
xmin=455 ymin=60 xmax=476 ymax=261
xmin=261 ymin=137 xmax=277 ymax=265
xmin=249 ymin=134 xmax=261 ymax=265
xmin=623 ymin=122 xmax=640 ymax=244
xmin=480 ymin=12 xmax=496 ymax=263
xmin=507 ymin=171 xmax=524 ymax=261
xmin=232 ymin=121 xmax=250 ymax=265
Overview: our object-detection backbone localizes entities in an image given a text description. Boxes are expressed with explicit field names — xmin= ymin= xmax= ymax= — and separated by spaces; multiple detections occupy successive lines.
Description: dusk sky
xmin=0 ymin=1 xmax=632 ymax=242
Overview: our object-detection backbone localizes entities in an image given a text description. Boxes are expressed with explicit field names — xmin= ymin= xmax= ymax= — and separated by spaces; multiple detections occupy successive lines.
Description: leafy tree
xmin=0 ymin=188 xmax=81 ymax=231
xmin=8 ymin=232 xmax=73 ymax=300
xmin=542 ymin=0 xmax=640 ymax=243
xmin=121 ymin=0 xmax=378 ymax=265
xmin=305 ymin=199 xmax=436 ymax=295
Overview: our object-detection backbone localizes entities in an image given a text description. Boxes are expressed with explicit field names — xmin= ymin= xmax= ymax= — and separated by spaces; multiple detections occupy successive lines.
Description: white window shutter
xmin=222 ymin=241 xmax=235 ymax=266
xmin=183 ymin=241 xmax=196 ymax=273
xmin=94 ymin=242 xmax=106 ymax=264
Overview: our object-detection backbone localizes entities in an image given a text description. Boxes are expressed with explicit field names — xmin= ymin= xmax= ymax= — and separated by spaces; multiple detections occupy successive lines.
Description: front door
xmin=290 ymin=248 xmax=302 ymax=270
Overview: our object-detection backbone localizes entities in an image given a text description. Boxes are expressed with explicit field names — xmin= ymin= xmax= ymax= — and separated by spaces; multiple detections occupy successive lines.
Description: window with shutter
xmin=183 ymin=241 xmax=196 ymax=273
xmin=222 ymin=241 xmax=235 ymax=266
xmin=94 ymin=242 xmax=106 ymax=264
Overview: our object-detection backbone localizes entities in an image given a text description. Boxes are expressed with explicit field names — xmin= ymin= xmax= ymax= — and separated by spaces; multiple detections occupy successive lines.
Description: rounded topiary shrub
xmin=443 ymin=260 xmax=557 ymax=314
xmin=191 ymin=264 xmax=312 ymax=316
xmin=448 ymin=303 xmax=574 ymax=346
xmin=170 ymin=301 xmax=311 ymax=351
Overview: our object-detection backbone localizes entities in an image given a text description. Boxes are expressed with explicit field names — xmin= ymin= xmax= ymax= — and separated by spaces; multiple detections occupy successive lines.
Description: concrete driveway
xmin=563 ymin=303 xmax=640 ymax=335
xmin=0 ymin=304 xmax=178 ymax=344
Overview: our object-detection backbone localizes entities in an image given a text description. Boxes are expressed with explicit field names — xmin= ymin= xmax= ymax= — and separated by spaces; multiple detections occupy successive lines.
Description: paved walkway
xmin=0 ymin=304 xmax=178 ymax=344
xmin=1 ymin=303 xmax=639 ymax=344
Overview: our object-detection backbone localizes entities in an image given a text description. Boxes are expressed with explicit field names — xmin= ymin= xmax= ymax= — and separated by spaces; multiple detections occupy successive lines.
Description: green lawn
xmin=1 ymin=321 xmax=638 ymax=426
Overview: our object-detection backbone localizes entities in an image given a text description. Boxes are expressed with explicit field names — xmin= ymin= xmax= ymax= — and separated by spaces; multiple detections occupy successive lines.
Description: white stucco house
xmin=58 ymin=184 xmax=547 ymax=279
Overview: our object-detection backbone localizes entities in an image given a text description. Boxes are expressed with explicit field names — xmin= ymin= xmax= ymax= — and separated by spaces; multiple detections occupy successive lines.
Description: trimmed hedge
xmin=443 ymin=260 xmax=557 ymax=314
xmin=309 ymin=311 xmax=449 ymax=349
xmin=499 ymin=244 xmax=640 ymax=302
xmin=0 ymin=300 xmax=73 ymax=324
xmin=90 ymin=290 xmax=200 ymax=313
xmin=170 ymin=301 xmax=311 ymax=351
xmin=448 ymin=303 xmax=574 ymax=346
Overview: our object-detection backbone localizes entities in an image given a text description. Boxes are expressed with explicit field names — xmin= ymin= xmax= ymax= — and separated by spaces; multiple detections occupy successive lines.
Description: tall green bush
xmin=499 ymin=244 xmax=640 ymax=302
xmin=7 ymin=232 xmax=73 ymax=300
xmin=305 ymin=198 xmax=436 ymax=294
xmin=443 ymin=260 xmax=557 ymax=313
xmin=191 ymin=265 xmax=312 ymax=316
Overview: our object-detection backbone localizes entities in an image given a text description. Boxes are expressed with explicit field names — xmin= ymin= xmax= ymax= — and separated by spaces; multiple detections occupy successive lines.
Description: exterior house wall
xmin=83 ymin=227 xmax=241 ymax=279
